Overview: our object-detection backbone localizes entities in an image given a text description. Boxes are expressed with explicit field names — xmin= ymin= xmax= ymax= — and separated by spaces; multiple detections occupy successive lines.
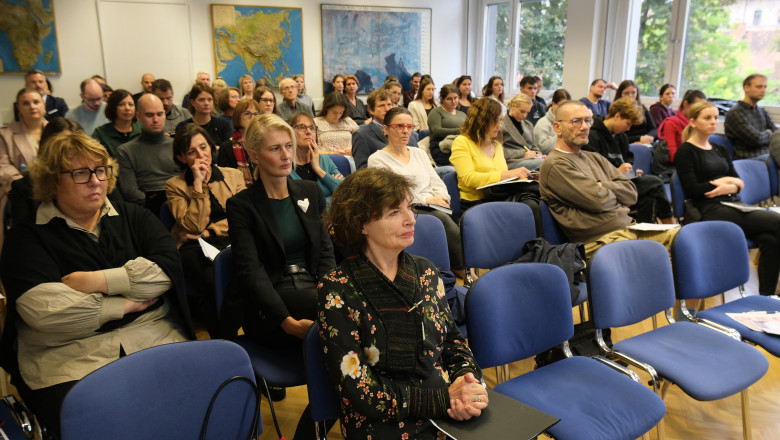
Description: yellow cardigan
xmin=450 ymin=135 xmax=508 ymax=202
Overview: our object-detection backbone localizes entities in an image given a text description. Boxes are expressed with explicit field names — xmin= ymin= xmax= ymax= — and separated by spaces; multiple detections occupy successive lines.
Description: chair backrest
xmin=461 ymin=202 xmax=536 ymax=270
xmin=466 ymin=263 xmax=574 ymax=368
xmin=159 ymin=202 xmax=175 ymax=231
xmin=629 ymin=143 xmax=653 ymax=175
xmin=709 ymin=134 xmax=734 ymax=159
xmin=540 ymin=200 xmax=567 ymax=245
xmin=588 ymin=240 xmax=676 ymax=329
xmin=303 ymin=324 xmax=341 ymax=423
xmin=670 ymin=172 xmax=686 ymax=219
xmin=214 ymin=246 xmax=233 ymax=315
xmin=329 ymin=154 xmax=352 ymax=177
xmin=733 ymin=158 xmax=771 ymax=204
xmin=418 ymin=129 xmax=430 ymax=141
xmin=60 ymin=340 xmax=260 ymax=440
xmin=672 ymin=221 xmax=751 ymax=300
xmin=441 ymin=171 xmax=461 ymax=221
xmin=405 ymin=213 xmax=450 ymax=269
xmin=762 ymin=154 xmax=779 ymax=196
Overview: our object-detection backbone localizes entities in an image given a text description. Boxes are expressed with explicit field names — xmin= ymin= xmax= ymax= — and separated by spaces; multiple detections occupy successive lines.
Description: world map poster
xmin=211 ymin=5 xmax=303 ymax=89
xmin=0 ymin=0 xmax=61 ymax=74
xmin=321 ymin=5 xmax=431 ymax=94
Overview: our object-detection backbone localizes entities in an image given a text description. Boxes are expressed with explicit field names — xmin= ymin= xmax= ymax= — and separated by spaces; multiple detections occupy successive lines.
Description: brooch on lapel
xmin=297 ymin=198 xmax=310 ymax=213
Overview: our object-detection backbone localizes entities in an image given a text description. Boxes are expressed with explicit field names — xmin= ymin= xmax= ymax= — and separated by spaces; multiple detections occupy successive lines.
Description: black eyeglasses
xmin=294 ymin=124 xmax=317 ymax=133
xmin=61 ymin=166 xmax=113 ymax=184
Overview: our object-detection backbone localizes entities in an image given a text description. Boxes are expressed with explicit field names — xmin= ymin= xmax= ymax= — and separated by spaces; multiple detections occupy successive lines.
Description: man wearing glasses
xmin=277 ymin=77 xmax=313 ymax=120
xmin=66 ymin=78 xmax=109 ymax=135
xmin=539 ymin=100 xmax=678 ymax=258
xmin=152 ymin=79 xmax=191 ymax=136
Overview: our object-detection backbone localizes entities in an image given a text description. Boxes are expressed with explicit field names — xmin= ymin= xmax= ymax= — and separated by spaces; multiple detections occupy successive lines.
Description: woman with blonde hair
xmin=211 ymin=78 xmax=227 ymax=99
xmin=238 ymin=74 xmax=254 ymax=100
xmin=502 ymin=93 xmax=543 ymax=171
xmin=293 ymin=74 xmax=315 ymax=115
xmin=675 ymin=101 xmax=780 ymax=295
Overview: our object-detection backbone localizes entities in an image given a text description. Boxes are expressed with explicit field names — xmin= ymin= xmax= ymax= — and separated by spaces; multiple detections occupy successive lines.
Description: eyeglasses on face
xmin=559 ymin=118 xmax=594 ymax=127
xmin=293 ymin=124 xmax=317 ymax=133
xmin=259 ymin=98 xmax=275 ymax=104
xmin=61 ymin=165 xmax=113 ymax=184
xmin=242 ymin=111 xmax=261 ymax=117
xmin=387 ymin=123 xmax=416 ymax=132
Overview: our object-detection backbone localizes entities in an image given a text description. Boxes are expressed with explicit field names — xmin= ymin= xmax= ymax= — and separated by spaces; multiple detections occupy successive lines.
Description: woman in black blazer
xmin=226 ymin=113 xmax=335 ymax=347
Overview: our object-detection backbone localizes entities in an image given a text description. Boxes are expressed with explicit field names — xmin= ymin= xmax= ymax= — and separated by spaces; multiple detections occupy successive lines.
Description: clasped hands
xmin=447 ymin=372 xmax=489 ymax=421
xmin=705 ymin=176 xmax=743 ymax=198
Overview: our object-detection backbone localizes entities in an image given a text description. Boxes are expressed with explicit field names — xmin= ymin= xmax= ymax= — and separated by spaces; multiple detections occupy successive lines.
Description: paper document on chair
xmin=720 ymin=202 xmax=766 ymax=212
xmin=768 ymin=207 xmax=780 ymax=215
xmin=726 ymin=311 xmax=780 ymax=335
xmin=198 ymin=238 xmax=220 ymax=261
xmin=476 ymin=177 xmax=531 ymax=190
xmin=627 ymin=223 xmax=681 ymax=231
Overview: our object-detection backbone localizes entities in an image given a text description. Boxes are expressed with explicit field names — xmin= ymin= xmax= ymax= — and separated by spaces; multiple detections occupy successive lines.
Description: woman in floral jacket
xmin=319 ymin=168 xmax=488 ymax=439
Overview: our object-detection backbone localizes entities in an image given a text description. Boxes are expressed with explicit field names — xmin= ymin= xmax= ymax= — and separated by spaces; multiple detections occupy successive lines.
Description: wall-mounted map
xmin=0 ymin=0 xmax=61 ymax=74
xmin=211 ymin=4 xmax=303 ymax=89
xmin=321 ymin=5 xmax=431 ymax=94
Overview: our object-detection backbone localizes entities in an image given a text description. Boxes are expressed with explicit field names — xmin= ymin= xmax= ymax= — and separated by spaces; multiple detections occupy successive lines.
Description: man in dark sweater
xmin=519 ymin=76 xmax=547 ymax=126
xmin=116 ymin=94 xmax=179 ymax=212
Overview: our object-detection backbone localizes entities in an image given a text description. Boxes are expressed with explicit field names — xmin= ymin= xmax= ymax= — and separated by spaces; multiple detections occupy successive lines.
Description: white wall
xmin=0 ymin=0 xmax=468 ymax=124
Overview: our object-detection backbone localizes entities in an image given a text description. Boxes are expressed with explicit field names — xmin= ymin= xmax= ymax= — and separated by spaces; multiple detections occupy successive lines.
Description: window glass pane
xmin=634 ymin=0 xmax=674 ymax=97
xmin=681 ymin=0 xmax=780 ymax=105
xmin=513 ymin=0 xmax=568 ymax=90
xmin=484 ymin=2 xmax=512 ymax=81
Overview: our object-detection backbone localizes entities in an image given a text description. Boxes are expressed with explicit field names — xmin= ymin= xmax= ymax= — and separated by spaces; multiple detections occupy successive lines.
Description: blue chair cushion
xmin=613 ymin=321 xmax=768 ymax=401
xmin=697 ymin=295 xmax=780 ymax=357
xmin=234 ymin=335 xmax=307 ymax=387
xmin=495 ymin=356 xmax=665 ymax=440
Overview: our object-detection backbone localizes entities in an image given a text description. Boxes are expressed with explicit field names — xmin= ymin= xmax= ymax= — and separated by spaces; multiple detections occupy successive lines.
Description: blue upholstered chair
xmin=629 ymin=143 xmax=654 ymax=175
xmin=303 ymin=324 xmax=340 ymax=440
xmin=60 ymin=340 xmax=261 ymax=440
xmin=159 ymin=202 xmax=175 ymax=231
xmin=406 ymin=213 xmax=468 ymax=336
xmin=672 ymin=221 xmax=780 ymax=356
xmin=669 ymin=172 xmax=685 ymax=220
xmin=733 ymin=159 xmax=771 ymax=205
xmin=329 ymin=154 xmax=352 ymax=177
xmin=214 ymin=246 xmax=306 ymax=439
xmin=466 ymin=263 xmax=666 ymax=439
xmin=588 ymin=240 xmax=769 ymax=439
xmin=710 ymin=134 xmax=735 ymax=159
xmin=441 ymin=170 xmax=461 ymax=222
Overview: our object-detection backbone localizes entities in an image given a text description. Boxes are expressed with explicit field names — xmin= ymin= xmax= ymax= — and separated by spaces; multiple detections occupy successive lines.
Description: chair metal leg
xmin=652 ymin=314 xmax=658 ymax=329
xmin=742 ymin=388 xmax=752 ymax=440
xmin=502 ymin=364 xmax=510 ymax=382
xmin=577 ymin=303 xmax=586 ymax=323
xmin=660 ymin=381 xmax=670 ymax=400
xmin=656 ymin=417 xmax=665 ymax=440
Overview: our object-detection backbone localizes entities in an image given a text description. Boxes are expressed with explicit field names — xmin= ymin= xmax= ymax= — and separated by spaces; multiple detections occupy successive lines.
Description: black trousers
xmin=243 ymin=274 xmax=318 ymax=348
xmin=702 ymin=204 xmax=780 ymax=295
xmin=631 ymin=174 xmax=673 ymax=222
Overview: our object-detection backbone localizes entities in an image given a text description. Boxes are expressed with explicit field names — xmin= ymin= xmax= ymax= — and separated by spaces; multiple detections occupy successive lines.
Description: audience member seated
xmin=314 ymin=92 xmax=359 ymax=155
xmin=217 ymin=98 xmax=260 ymax=186
xmin=9 ymin=117 xmax=84 ymax=227
xmin=217 ymin=87 xmax=240 ymax=122
xmin=176 ymin=83 xmax=232 ymax=144
xmin=502 ymin=94 xmax=543 ymax=171
xmin=658 ymin=89 xmax=707 ymax=162
xmin=403 ymin=72 xmax=422 ymax=107
xmin=368 ymin=107 xmax=468 ymax=278
xmin=519 ymin=76 xmax=547 ymax=126
xmin=152 ymin=79 xmax=191 ymax=137
xmin=101 ymin=83 xmax=113 ymax=103
xmin=165 ymin=124 xmax=245 ymax=334
xmin=319 ymin=167 xmax=487 ymax=438
xmin=408 ymin=77 xmax=438 ymax=132
xmin=482 ymin=76 xmax=506 ymax=115
xmin=253 ymin=86 xmax=279 ymax=115
xmin=450 ymin=98 xmax=540 ymax=229
xmin=293 ymin=74 xmax=316 ymax=115
xmin=725 ymin=73 xmax=776 ymax=159
xmin=225 ymin=113 xmax=335 ymax=439
xmin=66 ymin=78 xmax=109 ymax=135
xmin=579 ymin=78 xmax=616 ymax=117
xmin=330 ymin=74 xmax=345 ymax=95
xmin=429 ymin=84 xmax=467 ymax=167
xmin=278 ymin=77 xmax=313 ymax=120
xmin=211 ymin=78 xmax=227 ymax=100
xmin=539 ymin=100 xmax=678 ymax=258
xmin=344 ymin=75 xmax=368 ymax=125
xmin=255 ymin=77 xmax=270 ymax=90
xmin=289 ymin=112 xmax=343 ymax=204
xmin=180 ymin=71 xmax=211 ymax=109
xmin=0 ymin=132 xmax=192 ymax=437
xmin=117 ymin=94 xmax=179 ymax=211
xmin=649 ymin=83 xmax=677 ymax=127
xmin=238 ymin=74 xmax=254 ymax=100
xmin=383 ymin=79 xmax=404 ymax=107
xmin=455 ymin=75 xmax=475 ymax=114
xmin=584 ymin=98 xmax=673 ymax=224
xmin=534 ymin=88 xmax=571 ymax=155
xmin=92 ymin=89 xmax=141 ymax=157
xmin=132 ymin=73 xmax=154 ymax=103
xmin=353 ymin=89 xmax=418 ymax=169
xmin=615 ymin=79 xmax=656 ymax=144
xmin=13 ymin=69 xmax=68 ymax=121
xmin=676 ymin=101 xmax=780 ymax=295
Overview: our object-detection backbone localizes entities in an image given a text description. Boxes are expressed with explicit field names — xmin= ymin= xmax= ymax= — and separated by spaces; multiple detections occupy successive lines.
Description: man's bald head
xmin=553 ymin=100 xmax=593 ymax=153
xmin=136 ymin=94 xmax=166 ymax=134
xmin=80 ymin=79 xmax=104 ymax=112
xmin=141 ymin=73 xmax=155 ymax=93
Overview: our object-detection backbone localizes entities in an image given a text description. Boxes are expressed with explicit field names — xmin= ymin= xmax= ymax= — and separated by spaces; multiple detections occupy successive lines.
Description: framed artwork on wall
xmin=0 ymin=0 xmax=61 ymax=75
xmin=321 ymin=4 xmax=431 ymax=95
xmin=211 ymin=4 xmax=303 ymax=88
